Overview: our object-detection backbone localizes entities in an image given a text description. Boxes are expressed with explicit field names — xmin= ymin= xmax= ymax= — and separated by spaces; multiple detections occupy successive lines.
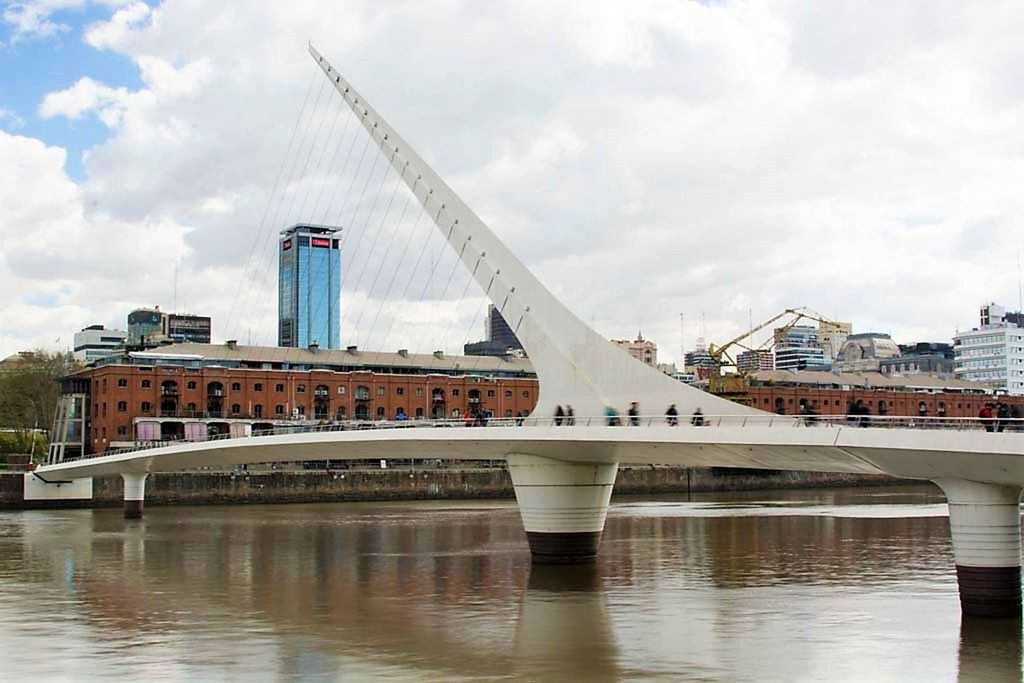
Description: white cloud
xmin=82 ymin=0 xmax=147 ymax=49
xmin=0 ymin=130 xmax=195 ymax=354
xmin=38 ymin=76 xmax=131 ymax=121
xmin=7 ymin=1 xmax=1024 ymax=364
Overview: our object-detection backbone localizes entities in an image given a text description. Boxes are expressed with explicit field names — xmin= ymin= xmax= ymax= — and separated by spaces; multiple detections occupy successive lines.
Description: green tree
xmin=0 ymin=351 xmax=78 ymax=455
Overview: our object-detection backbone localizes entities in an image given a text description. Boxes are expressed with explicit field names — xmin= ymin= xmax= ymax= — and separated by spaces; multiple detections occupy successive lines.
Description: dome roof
xmin=837 ymin=333 xmax=901 ymax=362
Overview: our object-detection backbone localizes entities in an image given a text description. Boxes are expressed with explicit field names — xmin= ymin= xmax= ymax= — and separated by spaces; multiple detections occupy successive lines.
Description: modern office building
xmin=737 ymin=349 xmax=774 ymax=373
xmin=486 ymin=305 xmax=524 ymax=352
xmin=464 ymin=304 xmax=526 ymax=357
xmin=73 ymin=325 xmax=127 ymax=363
xmin=954 ymin=302 xmax=1024 ymax=395
xmin=278 ymin=224 xmax=342 ymax=350
xmin=127 ymin=307 xmax=211 ymax=348
xmin=167 ymin=314 xmax=212 ymax=343
xmin=773 ymin=325 xmax=829 ymax=371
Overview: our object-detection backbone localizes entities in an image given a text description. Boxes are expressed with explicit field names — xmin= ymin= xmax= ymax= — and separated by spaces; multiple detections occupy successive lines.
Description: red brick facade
xmin=83 ymin=365 xmax=538 ymax=453
xmin=732 ymin=386 xmax=1024 ymax=419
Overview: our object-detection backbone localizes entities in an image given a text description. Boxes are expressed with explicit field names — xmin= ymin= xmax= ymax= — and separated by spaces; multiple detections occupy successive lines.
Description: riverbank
xmin=0 ymin=466 xmax=915 ymax=509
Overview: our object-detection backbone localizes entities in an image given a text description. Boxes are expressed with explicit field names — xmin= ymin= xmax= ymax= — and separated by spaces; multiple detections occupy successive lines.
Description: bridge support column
xmin=507 ymin=454 xmax=617 ymax=564
xmin=935 ymin=479 xmax=1022 ymax=618
xmin=121 ymin=472 xmax=148 ymax=519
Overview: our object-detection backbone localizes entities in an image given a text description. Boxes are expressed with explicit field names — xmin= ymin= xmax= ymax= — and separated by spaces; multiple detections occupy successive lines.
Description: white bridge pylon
xmin=307 ymin=43 xmax=758 ymax=422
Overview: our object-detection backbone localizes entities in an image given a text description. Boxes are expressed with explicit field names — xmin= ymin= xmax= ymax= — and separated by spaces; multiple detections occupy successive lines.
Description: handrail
xmin=50 ymin=414 xmax=1024 ymax=464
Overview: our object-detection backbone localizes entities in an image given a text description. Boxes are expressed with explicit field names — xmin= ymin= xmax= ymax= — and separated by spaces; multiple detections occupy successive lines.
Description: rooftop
xmin=749 ymin=369 xmax=992 ymax=393
xmin=89 ymin=342 xmax=536 ymax=377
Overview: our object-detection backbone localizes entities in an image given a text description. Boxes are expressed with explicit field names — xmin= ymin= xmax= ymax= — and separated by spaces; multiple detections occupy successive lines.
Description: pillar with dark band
xmin=507 ymin=454 xmax=618 ymax=563
xmin=121 ymin=472 xmax=149 ymax=519
xmin=936 ymin=478 xmax=1022 ymax=618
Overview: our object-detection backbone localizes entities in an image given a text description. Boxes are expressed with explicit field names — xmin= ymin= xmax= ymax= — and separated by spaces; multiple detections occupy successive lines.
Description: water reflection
xmin=514 ymin=564 xmax=618 ymax=681
xmin=1 ymin=488 xmax=1021 ymax=680
xmin=958 ymin=617 xmax=1023 ymax=682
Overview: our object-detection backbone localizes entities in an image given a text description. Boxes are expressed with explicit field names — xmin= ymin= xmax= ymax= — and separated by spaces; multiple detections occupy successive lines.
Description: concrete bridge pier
xmin=506 ymin=454 xmax=618 ymax=563
xmin=935 ymin=479 xmax=1023 ymax=618
xmin=121 ymin=472 xmax=149 ymax=519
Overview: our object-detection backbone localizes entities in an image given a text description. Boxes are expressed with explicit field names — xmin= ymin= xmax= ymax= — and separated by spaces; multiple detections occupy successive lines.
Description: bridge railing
xmin=48 ymin=414 xmax=1023 ymax=465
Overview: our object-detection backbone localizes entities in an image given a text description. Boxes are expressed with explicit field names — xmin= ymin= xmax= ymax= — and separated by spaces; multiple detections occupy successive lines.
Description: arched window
xmin=117 ymin=401 xmax=127 ymax=412
xmin=415 ymin=407 xmax=424 ymax=419
xmin=877 ymin=400 xmax=888 ymax=415
xmin=918 ymin=401 xmax=928 ymax=416
xmin=376 ymin=406 xmax=386 ymax=419
xmin=275 ymin=404 xmax=285 ymax=415
xmin=253 ymin=404 xmax=263 ymax=418
xmin=231 ymin=403 xmax=241 ymax=415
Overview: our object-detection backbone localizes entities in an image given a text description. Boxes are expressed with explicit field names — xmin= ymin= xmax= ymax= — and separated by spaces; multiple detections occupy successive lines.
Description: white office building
xmin=73 ymin=325 xmax=127 ymax=363
xmin=953 ymin=303 xmax=1024 ymax=395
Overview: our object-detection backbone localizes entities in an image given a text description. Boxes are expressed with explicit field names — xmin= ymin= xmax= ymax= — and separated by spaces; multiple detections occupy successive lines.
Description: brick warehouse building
xmin=721 ymin=369 xmax=1024 ymax=419
xmin=65 ymin=343 xmax=538 ymax=454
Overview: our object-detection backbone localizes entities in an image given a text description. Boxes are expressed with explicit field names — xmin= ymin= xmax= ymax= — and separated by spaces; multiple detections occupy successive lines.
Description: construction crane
xmin=706 ymin=307 xmax=845 ymax=394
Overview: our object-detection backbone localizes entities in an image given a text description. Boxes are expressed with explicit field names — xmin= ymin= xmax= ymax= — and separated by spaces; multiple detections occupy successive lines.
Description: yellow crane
xmin=706 ymin=307 xmax=845 ymax=394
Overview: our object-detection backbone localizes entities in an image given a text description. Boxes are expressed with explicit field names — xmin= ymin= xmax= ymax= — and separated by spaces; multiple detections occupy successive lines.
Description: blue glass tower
xmin=278 ymin=224 xmax=342 ymax=349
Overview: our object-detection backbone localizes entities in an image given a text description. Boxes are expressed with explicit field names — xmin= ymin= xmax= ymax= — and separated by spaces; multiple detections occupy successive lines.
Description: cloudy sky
xmin=1 ymin=0 xmax=1023 ymax=364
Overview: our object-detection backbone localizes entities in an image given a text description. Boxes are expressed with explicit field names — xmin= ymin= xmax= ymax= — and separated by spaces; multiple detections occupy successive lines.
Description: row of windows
xmin=101 ymin=378 xmax=526 ymax=399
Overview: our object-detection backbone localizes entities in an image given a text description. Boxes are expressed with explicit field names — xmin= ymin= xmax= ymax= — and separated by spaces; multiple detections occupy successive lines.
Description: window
xmin=396 ymin=387 xmax=405 ymax=396
xmin=187 ymin=380 xmax=197 ymax=390
xmin=297 ymin=405 xmax=305 ymax=416
xmin=141 ymin=401 xmax=152 ymax=412
xmin=416 ymin=387 xmax=424 ymax=396
xmin=505 ymin=409 xmax=513 ymax=417
xmin=415 ymin=407 xmax=424 ymax=418
xmin=102 ymin=379 xmax=107 ymax=391
xmin=141 ymin=379 xmax=151 ymax=388
xmin=451 ymin=409 xmax=461 ymax=418
xmin=452 ymin=389 xmax=460 ymax=397
xmin=275 ymin=404 xmax=285 ymax=415
xmin=377 ymin=386 xmax=386 ymax=396
xmin=232 ymin=382 xmax=241 ymax=391
xmin=504 ymin=390 xmax=512 ymax=398
xmin=338 ymin=386 xmax=346 ymax=395
xmin=276 ymin=383 xmax=285 ymax=392
xmin=297 ymin=384 xmax=306 ymax=393
xmin=187 ymin=402 xmax=197 ymax=413
xmin=376 ymin=406 xmax=386 ymax=419
xmin=117 ymin=425 xmax=128 ymax=436
xmin=117 ymin=401 xmax=127 ymax=412
xmin=231 ymin=403 xmax=241 ymax=415
xmin=522 ymin=391 xmax=529 ymax=399
xmin=355 ymin=386 xmax=370 ymax=400
xmin=117 ymin=378 xmax=128 ymax=388
xmin=487 ymin=390 xmax=496 ymax=398
xmin=254 ymin=404 xmax=263 ymax=418
xmin=336 ymin=406 xmax=347 ymax=419
xmin=254 ymin=383 xmax=263 ymax=392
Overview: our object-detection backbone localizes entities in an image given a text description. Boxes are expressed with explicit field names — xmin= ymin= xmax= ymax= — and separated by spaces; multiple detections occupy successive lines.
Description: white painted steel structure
xmin=31 ymin=45 xmax=1024 ymax=615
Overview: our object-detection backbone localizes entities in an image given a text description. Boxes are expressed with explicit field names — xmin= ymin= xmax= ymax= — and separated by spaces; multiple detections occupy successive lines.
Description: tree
xmin=0 ymin=351 xmax=78 ymax=454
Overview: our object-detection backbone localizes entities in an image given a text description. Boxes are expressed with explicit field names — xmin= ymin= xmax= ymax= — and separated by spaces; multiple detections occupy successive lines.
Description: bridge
xmin=32 ymin=43 xmax=1024 ymax=618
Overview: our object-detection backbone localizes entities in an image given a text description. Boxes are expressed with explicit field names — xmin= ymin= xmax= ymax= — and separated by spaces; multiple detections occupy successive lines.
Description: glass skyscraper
xmin=278 ymin=224 xmax=342 ymax=349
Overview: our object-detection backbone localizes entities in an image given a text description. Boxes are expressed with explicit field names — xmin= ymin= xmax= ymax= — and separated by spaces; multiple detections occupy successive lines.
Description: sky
xmin=1 ymin=0 xmax=1023 ymax=365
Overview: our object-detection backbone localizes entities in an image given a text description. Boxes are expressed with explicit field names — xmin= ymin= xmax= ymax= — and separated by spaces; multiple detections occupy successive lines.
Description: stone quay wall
xmin=0 ymin=467 xmax=907 ymax=509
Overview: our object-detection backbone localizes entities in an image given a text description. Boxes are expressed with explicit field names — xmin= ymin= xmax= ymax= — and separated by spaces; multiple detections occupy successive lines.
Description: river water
xmin=0 ymin=485 xmax=1021 ymax=682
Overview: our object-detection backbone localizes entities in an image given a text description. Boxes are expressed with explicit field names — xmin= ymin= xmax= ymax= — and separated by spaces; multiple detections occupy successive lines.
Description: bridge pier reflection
xmin=957 ymin=617 xmax=1023 ymax=682
xmin=507 ymin=454 xmax=617 ymax=563
xmin=121 ymin=472 xmax=148 ymax=519
xmin=935 ymin=479 xmax=1023 ymax=618
xmin=513 ymin=564 xmax=619 ymax=680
